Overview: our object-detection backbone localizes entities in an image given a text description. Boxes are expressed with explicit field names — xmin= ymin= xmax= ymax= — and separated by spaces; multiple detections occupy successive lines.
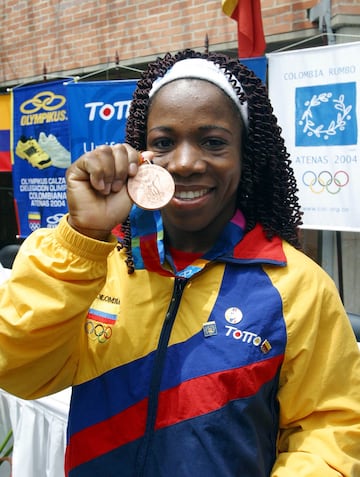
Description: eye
xmin=202 ymin=137 xmax=228 ymax=150
xmin=148 ymin=137 xmax=174 ymax=151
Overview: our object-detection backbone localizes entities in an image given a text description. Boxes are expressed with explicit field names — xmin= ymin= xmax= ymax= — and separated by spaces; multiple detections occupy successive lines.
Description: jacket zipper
xmin=135 ymin=276 xmax=188 ymax=477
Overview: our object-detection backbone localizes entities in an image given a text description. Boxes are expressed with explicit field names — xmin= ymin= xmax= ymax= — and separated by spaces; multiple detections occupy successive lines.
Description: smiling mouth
xmin=174 ymin=188 xmax=211 ymax=200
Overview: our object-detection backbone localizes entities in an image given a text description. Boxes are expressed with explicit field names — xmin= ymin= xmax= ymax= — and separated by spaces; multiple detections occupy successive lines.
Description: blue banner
xmin=66 ymin=80 xmax=137 ymax=161
xmin=12 ymin=80 xmax=71 ymax=238
xmin=241 ymin=56 xmax=267 ymax=83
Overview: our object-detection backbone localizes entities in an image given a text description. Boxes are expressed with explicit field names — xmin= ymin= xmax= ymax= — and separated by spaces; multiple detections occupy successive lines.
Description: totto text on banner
xmin=65 ymin=80 xmax=137 ymax=161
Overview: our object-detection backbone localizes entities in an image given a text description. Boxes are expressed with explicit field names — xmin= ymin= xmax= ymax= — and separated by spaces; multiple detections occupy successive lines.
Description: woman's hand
xmin=66 ymin=144 xmax=146 ymax=240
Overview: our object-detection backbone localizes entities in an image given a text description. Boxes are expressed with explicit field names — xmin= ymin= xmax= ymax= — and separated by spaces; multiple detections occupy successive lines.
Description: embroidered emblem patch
xmin=224 ymin=306 xmax=243 ymax=324
xmin=85 ymin=296 xmax=120 ymax=344
xmin=261 ymin=339 xmax=272 ymax=354
xmin=203 ymin=321 xmax=218 ymax=338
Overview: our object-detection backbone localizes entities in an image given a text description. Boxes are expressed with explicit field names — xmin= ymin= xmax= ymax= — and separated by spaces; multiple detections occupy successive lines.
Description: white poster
xmin=267 ymin=42 xmax=360 ymax=231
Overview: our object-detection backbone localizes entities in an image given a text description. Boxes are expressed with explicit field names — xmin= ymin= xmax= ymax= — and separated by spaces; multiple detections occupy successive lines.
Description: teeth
xmin=175 ymin=189 xmax=209 ymax=200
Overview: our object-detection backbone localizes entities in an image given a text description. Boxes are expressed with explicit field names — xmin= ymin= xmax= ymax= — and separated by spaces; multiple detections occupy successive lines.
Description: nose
xmin=167 ymin=142 xmax=206 ymax=177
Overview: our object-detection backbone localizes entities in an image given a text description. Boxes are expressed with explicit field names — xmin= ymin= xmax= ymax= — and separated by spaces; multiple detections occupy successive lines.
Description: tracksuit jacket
xmin=0 ymin=209 xmax=359 ymax=477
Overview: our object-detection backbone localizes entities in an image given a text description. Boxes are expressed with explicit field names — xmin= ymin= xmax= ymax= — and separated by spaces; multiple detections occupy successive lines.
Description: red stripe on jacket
xmin=65 ymin=354 xmax=283 ymax=471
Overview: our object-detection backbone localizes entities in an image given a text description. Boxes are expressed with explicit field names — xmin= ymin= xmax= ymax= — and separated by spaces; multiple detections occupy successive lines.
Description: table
xmin=0 ymin=388 xmax=70 ymax=477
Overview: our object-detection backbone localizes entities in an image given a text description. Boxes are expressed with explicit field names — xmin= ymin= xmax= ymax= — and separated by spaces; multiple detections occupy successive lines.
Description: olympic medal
xmin=127 ymin=163 xmax=175 ymax=210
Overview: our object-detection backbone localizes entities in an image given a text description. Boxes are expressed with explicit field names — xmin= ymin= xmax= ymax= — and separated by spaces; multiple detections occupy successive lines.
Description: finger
xmin=83 ymin=145 xmax=118 ymax=195
xmin=117 ymin=143 xmax=144 ymax=178
xmin=139 ymin=150 xmax=154 ymax=164
xmin=66 ymin=150 xmax=111 ymax=194
xmin=110 ymin=145 xmax=155 ymax=187
xmin=128 ymin=149 xmax=155 ymax=177
xmin=109 ymin=144 xmax=136 ymax=192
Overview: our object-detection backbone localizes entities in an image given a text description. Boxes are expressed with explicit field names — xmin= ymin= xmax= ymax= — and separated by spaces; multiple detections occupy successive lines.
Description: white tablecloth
xmin=0 ymin=267 xmax=70 ymax=476
xmin=0 ymin=388 xmax=70 ymax=477
xmin=0 ymin=265 xmax=11 ymax=283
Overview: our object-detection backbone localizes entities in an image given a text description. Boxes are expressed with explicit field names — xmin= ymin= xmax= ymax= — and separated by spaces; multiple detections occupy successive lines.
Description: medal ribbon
xmin=129 ymin=206 xmax=246 ymax=278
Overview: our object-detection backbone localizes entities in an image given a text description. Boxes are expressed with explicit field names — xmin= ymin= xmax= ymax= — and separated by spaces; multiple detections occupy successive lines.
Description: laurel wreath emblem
xmin=299 ymin=93 xmax=352 ymax=140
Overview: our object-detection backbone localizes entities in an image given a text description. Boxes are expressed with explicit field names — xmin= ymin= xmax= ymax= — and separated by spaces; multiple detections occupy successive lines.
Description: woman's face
xmin=146 ymin=78 xmax=243 ymax=250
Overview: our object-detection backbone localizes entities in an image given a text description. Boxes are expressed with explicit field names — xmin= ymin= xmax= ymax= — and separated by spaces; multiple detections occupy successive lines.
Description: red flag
xmin=222 ymin=0 xmax=266 ymax=58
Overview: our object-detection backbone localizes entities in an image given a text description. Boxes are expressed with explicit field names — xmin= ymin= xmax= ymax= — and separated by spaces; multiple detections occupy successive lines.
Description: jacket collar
xmin=128 ymin=206 xmax=287 ymax=277
xmin=225 ymin=223 xmax=287 ymax=267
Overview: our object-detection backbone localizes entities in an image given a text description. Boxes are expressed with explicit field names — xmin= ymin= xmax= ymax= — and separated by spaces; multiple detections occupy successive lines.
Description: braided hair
xmin=121 ymin=48 xmax=303 ymax=273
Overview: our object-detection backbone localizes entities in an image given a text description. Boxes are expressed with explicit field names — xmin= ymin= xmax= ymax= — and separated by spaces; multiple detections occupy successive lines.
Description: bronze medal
xmin=127 ymin=163 xmax=175 ymax=210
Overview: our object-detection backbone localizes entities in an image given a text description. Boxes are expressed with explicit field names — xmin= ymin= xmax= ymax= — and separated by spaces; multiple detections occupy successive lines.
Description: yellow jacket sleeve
xmin=0 ymin=216 xmax=117 ymax=399
xmin=270 ymin=242 xmax=360 ymax=476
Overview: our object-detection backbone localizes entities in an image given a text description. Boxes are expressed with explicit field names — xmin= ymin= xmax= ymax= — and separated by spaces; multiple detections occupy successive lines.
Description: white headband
xmin=148 ymin=58 xmax=248 ymax=129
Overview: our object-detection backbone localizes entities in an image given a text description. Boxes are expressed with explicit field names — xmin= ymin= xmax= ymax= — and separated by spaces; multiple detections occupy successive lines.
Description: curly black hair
xmin=121 ymin=48 xmax=303 ymax=273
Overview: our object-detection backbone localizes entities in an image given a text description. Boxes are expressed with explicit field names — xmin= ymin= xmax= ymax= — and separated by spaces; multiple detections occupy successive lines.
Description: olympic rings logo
xmin=46 ymin=213 xmax=65 ymax=226
xmin=20 ymin=91 xmax=66 ymax=114
xmin=302 ymin=170 xmax=349 ymax=194
xmin=85 ymin=320 xmax=112 ymax=343
xmin=28 ymin=222 xmax=40 ymax=231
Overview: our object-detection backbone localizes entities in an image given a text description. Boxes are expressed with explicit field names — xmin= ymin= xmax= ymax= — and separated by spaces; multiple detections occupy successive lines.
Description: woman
xmin=0 ymin=49 xmax=359 ymax=477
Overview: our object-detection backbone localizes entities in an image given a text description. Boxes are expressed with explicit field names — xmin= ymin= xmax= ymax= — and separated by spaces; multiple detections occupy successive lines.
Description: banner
xmin=0 ymin=94 xmax=12 ymax=172
xmin=268 ymin=42 xmax=360 ymax=232
xmin=66 ymin=80 xmax=137 ymax=161
xmin=241 ymin=56 xmax=267 ymax=83
xmin=12 ymin=80 xmax=71 ymax=237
